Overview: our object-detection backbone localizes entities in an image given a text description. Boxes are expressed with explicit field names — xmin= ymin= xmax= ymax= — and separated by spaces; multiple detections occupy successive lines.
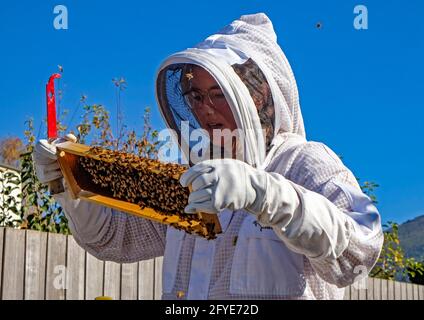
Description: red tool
xmin=46 ymin=73 xmax=64 ymax=194
xmin=46 ymin=73 xmax=61 ymax=139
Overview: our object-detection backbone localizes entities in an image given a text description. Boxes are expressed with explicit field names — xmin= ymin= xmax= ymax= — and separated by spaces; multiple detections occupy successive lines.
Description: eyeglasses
xmin=182 ymin=88 xmax=227 ymax=110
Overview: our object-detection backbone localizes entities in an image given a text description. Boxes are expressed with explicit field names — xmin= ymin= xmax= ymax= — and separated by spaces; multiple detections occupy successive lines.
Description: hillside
xmin=398 ymin=215 xmax=424 ymax=261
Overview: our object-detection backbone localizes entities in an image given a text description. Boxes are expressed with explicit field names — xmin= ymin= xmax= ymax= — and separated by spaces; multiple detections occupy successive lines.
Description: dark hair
xmin=232 ymin=58 xmax=275 ymax=152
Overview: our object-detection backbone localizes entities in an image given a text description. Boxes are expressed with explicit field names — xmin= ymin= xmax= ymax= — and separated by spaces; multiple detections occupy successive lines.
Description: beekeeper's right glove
xmin=33 ymin=133 xmax=111 ymax=244
xmin=33 ymin=133 xmax=77 ymax=185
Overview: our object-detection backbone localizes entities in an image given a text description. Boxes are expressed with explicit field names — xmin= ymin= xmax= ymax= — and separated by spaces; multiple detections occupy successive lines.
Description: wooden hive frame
xmin=55 ymin=141 xmax=222 ymax=239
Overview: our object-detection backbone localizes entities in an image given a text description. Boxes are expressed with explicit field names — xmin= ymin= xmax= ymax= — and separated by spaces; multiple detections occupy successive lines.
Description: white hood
xmin=156 ymin=13 xmax=306 ymax=168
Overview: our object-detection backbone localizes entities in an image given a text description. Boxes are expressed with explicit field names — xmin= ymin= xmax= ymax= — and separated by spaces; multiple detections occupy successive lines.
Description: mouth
xmin=207 ymin=123 xmax=224 ymax=130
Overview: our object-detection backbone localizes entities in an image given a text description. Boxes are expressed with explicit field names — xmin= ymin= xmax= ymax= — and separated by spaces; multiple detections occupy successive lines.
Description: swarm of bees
xmin=77 ymin=147 xmax=219 ymax=239
xmin=78 ymin=147 xmax=190 ymax=215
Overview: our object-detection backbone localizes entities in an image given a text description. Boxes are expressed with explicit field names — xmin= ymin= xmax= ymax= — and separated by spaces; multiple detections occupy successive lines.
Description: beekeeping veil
xmin=156 ymin=13 xmax=305 ymax=168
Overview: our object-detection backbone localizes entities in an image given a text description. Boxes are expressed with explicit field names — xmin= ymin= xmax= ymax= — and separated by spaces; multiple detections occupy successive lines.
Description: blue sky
xmin=0 ymin=0 xmax=423 ymax=224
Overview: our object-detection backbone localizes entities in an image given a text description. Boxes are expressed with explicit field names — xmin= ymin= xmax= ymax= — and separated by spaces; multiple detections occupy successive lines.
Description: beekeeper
xmin=33 ymin=13 xmax=384 ymax=299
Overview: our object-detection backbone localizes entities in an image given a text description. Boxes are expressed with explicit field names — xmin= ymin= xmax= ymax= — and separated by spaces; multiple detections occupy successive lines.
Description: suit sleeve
xmin=267 ymin=142 xmax=384 ymax=288
xmin=54 ymin=183 xmax=166 ymax=263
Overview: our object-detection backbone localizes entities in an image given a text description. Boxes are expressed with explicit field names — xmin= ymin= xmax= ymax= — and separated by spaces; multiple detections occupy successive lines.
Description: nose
xmin=203 ymin=101 xmax=215 ymax=115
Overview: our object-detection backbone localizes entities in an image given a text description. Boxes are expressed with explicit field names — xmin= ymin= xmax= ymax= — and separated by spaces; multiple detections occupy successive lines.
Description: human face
xmin=182 ymin=66 xmax=238 ymax=137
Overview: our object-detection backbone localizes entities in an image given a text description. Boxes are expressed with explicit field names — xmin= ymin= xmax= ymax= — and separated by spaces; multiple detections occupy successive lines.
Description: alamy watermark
xmin=156 ymin=121 xmax=267 ymax=165
xmin=53 ymin=264 xmax=71 ymax=290
xmin=352 ymin=265 xmax=369 ymax=290
xmin=353 ymin=5 xmax=368 ymax=30
xmin=53 ymin=5 xmax=68 ymax=30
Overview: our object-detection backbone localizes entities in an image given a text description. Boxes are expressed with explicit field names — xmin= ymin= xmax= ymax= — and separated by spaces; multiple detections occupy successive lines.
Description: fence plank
xmin=406 ymin=282 xmax=413 ymax=300
xmin=65 ymin=236 xmax=85 ymax=300
xmin=387 ymin=279 xmax=395 ymax=300
xmin=45 ymin=232 xmax=67 ymax=300
xmin=366 ymin=278 xmax=374 ymax=300
xmin=419 ymin=284 xmax=424 ymax=300
xmin=357 ymin=276 xmax=368 ymax=300
xmin=401 ymin=282 xmax=407 ymax=300
xmin=412 ymin=284 xmax=416 ymax=300
xmin=24 ymin=230 xmax=47 ymax=300
xmin=394 ymin=280 xmax=402 ymax=300
xmin=121 ymin=262 xmax=138 ymax=300
xmin=358 ymin=286 xmax=367 ymax=300
xmin=381 ymin=279 xmax=388 ymax=300
xmin=138 ymin=259 xmax=154 ymax=300
xmin=85 ymin=253 xmax=104 ymax=300
xmin=413 ymin=284 xmax=419 ymax=300
xmin=350 ymin=282 xmax=359 ymax=300
xmin=373 ymin=278 xmax=381 ymax=300
xmin=1 ymin=228 xmax=25 ymax=300
xmin=154 ymin=257 xmax=163 ymax=300
xmin=104 ymin=261 xmax=121 ymax=300
xmin=343 ymin=286 xmax=351 ymax=300
xmin=0 ymin=228 xmax=4 ymax=296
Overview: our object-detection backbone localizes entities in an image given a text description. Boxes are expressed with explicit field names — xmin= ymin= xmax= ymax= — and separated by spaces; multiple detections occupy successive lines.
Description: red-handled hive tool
xmin=46 ymin=73 xmax=64 ymax=194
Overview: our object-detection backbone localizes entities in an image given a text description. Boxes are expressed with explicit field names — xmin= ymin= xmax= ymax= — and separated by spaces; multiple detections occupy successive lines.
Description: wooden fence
xmin=0 ymin=227 xmax=423 ymax=300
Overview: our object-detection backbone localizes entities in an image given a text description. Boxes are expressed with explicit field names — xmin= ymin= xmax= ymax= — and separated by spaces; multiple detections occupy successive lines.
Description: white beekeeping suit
xmin=34 ymin=13 xmax=384 ymax=300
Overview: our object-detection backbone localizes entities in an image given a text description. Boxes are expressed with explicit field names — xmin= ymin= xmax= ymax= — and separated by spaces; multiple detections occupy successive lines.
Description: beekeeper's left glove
xmin=180 ymin=158 xmax=356 ymax=261
xmin=179 ymin=158 xmax=301 ymax=218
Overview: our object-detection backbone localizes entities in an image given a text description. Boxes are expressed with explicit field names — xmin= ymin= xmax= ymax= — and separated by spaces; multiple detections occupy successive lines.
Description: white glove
xmin=179 ymin=158 xmax=299 ymax=216
xmin=33 ymin=133 xmax=77 ymax=185
xmin=33 ymin=133 xmax=112 ymax=244
xmin=180 ymin=158 xmax=352 ymax=260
